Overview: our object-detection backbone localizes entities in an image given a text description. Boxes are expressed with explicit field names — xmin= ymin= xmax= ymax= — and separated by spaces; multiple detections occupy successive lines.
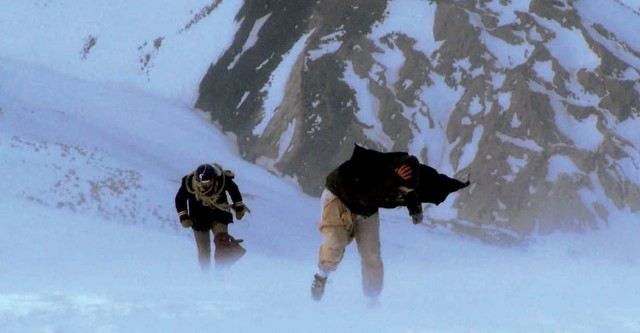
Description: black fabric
xmin=378 ymin=164 xmax=469 ymax=207
xmin=326 ymin=144 xmax=469 ymax=217
xmin=416 ymin=164 xmax=470 ymax=205
xmin=326 ymin=145 xmax=418 ymax=216
xmin=351 ymin=144 xmax=406 ymax=168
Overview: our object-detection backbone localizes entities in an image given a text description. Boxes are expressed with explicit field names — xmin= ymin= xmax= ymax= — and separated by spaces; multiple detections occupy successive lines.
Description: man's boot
xmin=311 ymin=274 xmax=327 ymax=301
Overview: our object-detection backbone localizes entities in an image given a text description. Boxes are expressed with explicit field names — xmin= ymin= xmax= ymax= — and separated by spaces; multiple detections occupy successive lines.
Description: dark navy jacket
xmin=175 ymin=172 xmax=243 ymax=231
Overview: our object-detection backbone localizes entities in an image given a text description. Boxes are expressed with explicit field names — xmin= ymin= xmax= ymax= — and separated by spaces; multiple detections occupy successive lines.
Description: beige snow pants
xmin=317 ymin=189 xmax=384 ymax=297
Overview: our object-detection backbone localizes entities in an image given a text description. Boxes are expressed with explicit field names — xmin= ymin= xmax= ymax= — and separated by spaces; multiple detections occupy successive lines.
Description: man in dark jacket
xmin=175 ymin=163 xmax=249 ymax=270
xmin=311 ymin=145 xmax=470 ymax=301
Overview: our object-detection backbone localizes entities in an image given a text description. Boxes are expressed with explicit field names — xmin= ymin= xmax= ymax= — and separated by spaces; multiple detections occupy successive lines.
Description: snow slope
xmin=2 ymin=56 xmax=640 ymax=333
xmin=0 ymin=0 xmax=243 ymax=105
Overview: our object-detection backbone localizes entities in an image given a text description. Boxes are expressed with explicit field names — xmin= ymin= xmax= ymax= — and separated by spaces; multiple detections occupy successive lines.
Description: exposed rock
xmin=195 ymin=0 xmax=640 ymax=241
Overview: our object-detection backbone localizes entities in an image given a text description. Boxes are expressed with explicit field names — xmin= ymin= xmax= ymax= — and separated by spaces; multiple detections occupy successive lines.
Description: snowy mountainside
xmin=0 ymin=57 xmax=311 ymax=242
xmin=0 ymin=57 xmax=201 ymax=228
xmin=2 ymin=62 xmax=639 ymax=331
xmin=1 ymin=0 xmax=639 ymax=241
xmin=0 ymin=0 xmax=241 ymax=105
xmin=194 ymin=0 xmax=640 ymax=240
xmin=2 ymin=4 xmax=640 ymax=332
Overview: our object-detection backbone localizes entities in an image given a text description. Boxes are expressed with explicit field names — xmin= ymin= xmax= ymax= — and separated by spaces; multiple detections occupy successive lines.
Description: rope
xmin=186 ymin=164 xmax=231 ymax=212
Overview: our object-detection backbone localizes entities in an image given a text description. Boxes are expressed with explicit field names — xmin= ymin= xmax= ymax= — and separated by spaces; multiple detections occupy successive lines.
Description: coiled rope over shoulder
xmin=186 ymin=163 xmax=231 ymax=212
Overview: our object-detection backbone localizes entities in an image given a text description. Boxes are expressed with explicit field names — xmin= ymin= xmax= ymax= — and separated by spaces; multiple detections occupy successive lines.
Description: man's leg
xmin=354 ymin=212 xmax=383 ymax=298
xmin=317 ymin=190 xmax=353 ymax=274
xmin=318 ymin=226 xmax=352 ymax=273
xmin=212 ymin=222 xmax=228 ymax=237
xmin=313 ymin=190 xmax=353 ymax=300
xmin=193 ymin=229 xmax=211 ymax=271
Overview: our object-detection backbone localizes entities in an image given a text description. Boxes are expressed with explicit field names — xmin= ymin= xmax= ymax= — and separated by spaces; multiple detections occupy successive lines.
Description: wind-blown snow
xmin=3 ymin=52 xmax=640 ymax=333
xmin=1 ymin=1 xmax=640 ymax=332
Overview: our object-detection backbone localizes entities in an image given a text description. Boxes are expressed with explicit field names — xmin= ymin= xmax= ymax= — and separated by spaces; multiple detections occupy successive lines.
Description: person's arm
xmin=175 ymin=177 xmax=189 ymax=215
xmin=225 ymin=178 xmax=243 ymax=204
xmin=395 ymin=156 xmax=423 ymax=223
xmin=226 ymin=178 xmax=249 ymax=220
xmin=175 ymin=177 xmax=192 ymax=227
xmin=403 ymin=189 xmax=423 ymax=224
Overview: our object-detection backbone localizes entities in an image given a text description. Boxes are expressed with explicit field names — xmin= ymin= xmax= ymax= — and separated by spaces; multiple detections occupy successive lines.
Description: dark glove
xmin=232 ymin=202 xmax=250 ymax=220
xmin=411 ymin=213 xmax=423 ymax=225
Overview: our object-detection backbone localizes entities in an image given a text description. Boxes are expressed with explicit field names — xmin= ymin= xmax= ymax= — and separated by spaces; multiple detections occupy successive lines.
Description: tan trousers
xmin=193 ymin=223 xmax=228 ymax=270
xmin=317 ymin=189 xmax=384 ymax=297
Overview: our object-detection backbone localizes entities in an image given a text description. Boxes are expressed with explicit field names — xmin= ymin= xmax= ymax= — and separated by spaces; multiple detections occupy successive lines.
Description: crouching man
xmin=175 ymin=163 xmax=249 ymax=270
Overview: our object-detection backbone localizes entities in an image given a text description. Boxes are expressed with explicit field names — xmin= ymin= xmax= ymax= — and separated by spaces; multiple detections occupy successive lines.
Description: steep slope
xmin=195 ymin=0 xmax=640 ymax=240
xmin=0 ymin=0 xmax=243 ymax=103
xmin=3 ymin=59 xmax=640 ymax=333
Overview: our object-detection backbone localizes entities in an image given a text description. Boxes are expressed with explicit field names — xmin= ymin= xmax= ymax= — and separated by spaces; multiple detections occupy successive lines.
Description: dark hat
xmin=195 ymin=164 xmax=221 ymax=183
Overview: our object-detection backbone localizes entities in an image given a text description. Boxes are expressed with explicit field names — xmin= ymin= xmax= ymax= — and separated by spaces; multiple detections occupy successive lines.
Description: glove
xmin=181 ymin=219 xmax=193 ymax=228
xmin=178 ymin=211 xmax=192 ymax=228
xmin=411 ymin=213 xmax=423 ymax=225
xmin=232 ymin=202 xmax=250 ymax=220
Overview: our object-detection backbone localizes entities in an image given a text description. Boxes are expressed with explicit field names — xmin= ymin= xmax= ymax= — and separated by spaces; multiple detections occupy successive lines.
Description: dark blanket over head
xmin=350 ymin=144 xmax=408 ymax=173
xmin=350 ymin=144 xmax=470 ymax=206
xmin=417 ymin=164 xmax=470 ymax=205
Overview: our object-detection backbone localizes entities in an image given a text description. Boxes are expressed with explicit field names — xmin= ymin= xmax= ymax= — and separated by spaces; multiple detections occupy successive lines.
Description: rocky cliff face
xmin=195 ymin=0 xmax=640 ymax=241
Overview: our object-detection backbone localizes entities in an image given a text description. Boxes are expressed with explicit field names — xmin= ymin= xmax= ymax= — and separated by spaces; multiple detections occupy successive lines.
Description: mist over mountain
xmin=195 ymin=0 xmax=640 ymax=241
xmin=3 ymin=2 xmax=640 ymax=331
xmin=3 ymin=0 xmax=639 ymax=242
